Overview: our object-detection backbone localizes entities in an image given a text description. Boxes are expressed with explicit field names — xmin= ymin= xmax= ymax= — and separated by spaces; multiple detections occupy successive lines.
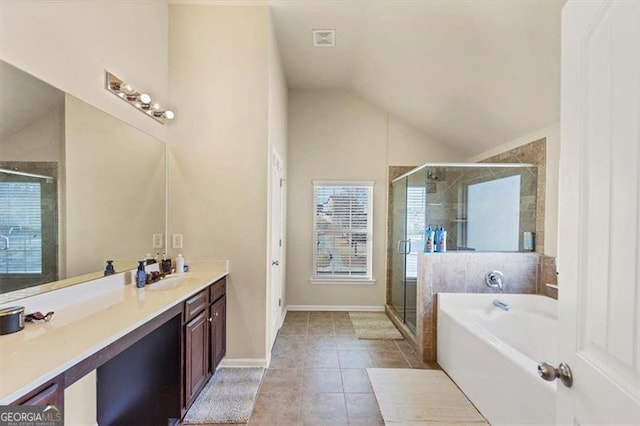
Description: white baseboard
xmin=218 ymin=358 xmax=268 ymax=368
xmin=286 ymin=305 xmax=385 ymax=312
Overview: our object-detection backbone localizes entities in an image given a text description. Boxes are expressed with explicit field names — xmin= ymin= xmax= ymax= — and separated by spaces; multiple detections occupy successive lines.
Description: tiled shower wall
xmin=416 ymin=252 xmax=541 ymax=362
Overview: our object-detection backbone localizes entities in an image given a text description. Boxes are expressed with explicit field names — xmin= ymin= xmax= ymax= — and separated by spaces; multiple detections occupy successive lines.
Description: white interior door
xmin=558 ymin=1 xmax=640 ymax=423
xmin=269 ymin=148 xmax=284 ymax=350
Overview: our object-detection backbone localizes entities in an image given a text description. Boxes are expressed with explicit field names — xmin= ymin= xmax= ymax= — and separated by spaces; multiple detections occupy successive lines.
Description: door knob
xmin=272 ymin=260 xmax=279 ymax=266
xmin=538 ymin=362 xmax=573 ymax=387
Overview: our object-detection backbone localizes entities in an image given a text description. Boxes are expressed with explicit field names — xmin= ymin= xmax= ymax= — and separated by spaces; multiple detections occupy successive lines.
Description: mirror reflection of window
xmin=466 ymin=175 xmax=521 ymax=251
xmin=0 ymin=166 xmax=58 ymax=292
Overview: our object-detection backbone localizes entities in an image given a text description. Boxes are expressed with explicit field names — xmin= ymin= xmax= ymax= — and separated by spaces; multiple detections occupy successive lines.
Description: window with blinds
xmin=0 ymin=182 xmax=43 ymax=274
xmin=406 ymin=186 xmax=427 ymax=279
xmin=313 ymin=181 xmax=373 ymax=281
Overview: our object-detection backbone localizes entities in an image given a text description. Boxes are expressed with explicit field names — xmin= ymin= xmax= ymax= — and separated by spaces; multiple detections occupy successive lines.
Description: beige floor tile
xmin=302 ymin=368 xmax=343 ymax=393
xmin=338 ymin=350 xmax=375 ymax=368
xmin=345 ymin=392 xmax=385 ymax=424
xmin=303 ymin=349 xmax=340 ymax=368
xmin=259 ymin=367 xmax=303 ymax=392
xmin=279 ymin=323 xmax=309 ymax=336
xmin=299 ymin=392 xmax=348 ymax=425
xmin=248 ymin=389 xmax=300 ymax=425
xmin=341 ymin=368 xmax=373 ymax=393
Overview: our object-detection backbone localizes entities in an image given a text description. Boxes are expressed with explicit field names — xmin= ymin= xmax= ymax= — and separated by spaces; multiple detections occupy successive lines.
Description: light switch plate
xmin=172 ymin=234 xmax=183 ymax=249
xmin=152 ymin=234 xmax=163 ymax=249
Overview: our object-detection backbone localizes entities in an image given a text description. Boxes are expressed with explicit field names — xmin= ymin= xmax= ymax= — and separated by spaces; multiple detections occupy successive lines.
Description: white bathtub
xmin=437 ymin=293 xmax=557 ymax=425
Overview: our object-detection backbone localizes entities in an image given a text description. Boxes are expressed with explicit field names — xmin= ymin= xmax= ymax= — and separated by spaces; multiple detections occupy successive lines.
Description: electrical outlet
xmin=172 ymin=234 xmax=183 ymax=249
xmin=152 ymin=234 xmax=163 ymax=249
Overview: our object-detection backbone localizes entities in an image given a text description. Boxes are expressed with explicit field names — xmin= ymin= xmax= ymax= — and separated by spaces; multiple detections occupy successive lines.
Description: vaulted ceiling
xmin=270 ymin=0 xmax=564 ymax=155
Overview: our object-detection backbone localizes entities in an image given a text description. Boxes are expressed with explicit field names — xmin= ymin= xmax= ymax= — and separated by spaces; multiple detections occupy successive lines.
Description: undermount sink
xmin=146 ymin=275 xmax=191 ymax=291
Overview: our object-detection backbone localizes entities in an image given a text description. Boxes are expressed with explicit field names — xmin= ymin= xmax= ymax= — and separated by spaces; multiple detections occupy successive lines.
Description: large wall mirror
xmin=0 ymin=60 xmax=166 ymax=301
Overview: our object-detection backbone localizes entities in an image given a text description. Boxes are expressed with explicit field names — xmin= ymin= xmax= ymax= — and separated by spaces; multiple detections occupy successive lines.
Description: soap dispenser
xmin=136 ymin=261 xmax=146 ymax=288
xmin=104 ymin=260 xmax=115 ymax=276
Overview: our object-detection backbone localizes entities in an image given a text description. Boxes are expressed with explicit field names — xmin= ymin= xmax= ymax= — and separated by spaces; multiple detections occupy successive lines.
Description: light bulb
xmin=140 ymin=93 xmax=151 ymax=105
xmin=151 ymin=103 xmax=161 ymax=111
xmin=164 ymin=110 xmax=175 ymax=120
xmin=122 ymin=84 xmax=134 ymax=95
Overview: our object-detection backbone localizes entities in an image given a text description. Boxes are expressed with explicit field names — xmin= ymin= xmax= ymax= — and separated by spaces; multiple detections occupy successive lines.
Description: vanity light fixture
xmin=105 ymin=71 xmax=175 ymax=124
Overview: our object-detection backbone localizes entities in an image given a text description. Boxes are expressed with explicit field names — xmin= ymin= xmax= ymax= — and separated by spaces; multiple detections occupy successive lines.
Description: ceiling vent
xmin=312 ymin=29 xmax=336 ymax=47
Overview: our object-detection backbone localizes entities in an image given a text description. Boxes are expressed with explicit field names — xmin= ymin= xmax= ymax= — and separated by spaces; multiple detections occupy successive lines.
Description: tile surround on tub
xmin=415 ymin=252 xmax=540 ymax=362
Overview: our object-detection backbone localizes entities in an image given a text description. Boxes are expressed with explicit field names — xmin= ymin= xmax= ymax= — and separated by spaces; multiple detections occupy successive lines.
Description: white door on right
xmin=558 ymin=0 xmax=639 ymax=424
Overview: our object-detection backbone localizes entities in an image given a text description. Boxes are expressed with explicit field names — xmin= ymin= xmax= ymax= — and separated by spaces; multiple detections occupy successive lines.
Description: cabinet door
xmin=185 ymin=311 xmax=210 ymax=407
xmin=210 ymin=296 xmax=226 ymax=371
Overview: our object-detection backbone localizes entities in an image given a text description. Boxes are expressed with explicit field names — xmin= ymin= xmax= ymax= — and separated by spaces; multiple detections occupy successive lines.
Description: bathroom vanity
xmin=0 ymin=261 xmax=228 ymax=425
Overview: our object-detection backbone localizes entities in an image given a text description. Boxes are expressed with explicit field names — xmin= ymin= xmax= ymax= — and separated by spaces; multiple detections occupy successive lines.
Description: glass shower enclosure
xmin=390 ymin=163 xmax=538 ymax=333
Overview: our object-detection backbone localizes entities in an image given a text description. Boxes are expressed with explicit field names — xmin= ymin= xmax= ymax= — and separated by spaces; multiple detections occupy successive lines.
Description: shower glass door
xmin=390 ymin=177 xmax=407 ymax=322
xmin=404 ymin=171 xmax=425 ymax=331
xmin=390 ymin=171 xmax=425 ymax=334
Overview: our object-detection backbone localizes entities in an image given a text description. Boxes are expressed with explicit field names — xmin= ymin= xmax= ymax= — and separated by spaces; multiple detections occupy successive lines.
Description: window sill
xmin=310 ymin=278 xmax=376 ymax=285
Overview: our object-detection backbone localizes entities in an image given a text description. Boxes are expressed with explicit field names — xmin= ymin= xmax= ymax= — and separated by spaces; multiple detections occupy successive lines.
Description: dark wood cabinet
xmin=183 ymin=277 xmax=227 ymax=412
xmin=184 ymin=310 xmax=210 ymax=407
xmin=210 ymin=295 xmax=226 ymax=371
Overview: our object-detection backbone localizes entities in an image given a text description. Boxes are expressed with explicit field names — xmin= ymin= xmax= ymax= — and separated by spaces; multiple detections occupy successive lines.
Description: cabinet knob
xmin=214 ymin=312 xmax=219 ymax=317
xmin=208 ymin=317 xmax=212 ymax=322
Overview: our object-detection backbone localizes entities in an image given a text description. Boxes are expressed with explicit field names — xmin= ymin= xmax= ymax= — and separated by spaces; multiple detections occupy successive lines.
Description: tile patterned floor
xmin=248 ymin=311 xmax=439 ymax=426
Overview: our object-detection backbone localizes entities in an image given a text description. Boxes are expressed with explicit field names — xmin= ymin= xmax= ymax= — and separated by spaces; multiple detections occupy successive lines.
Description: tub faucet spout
xmin=493 ymin=299 xmax=509 ymax=311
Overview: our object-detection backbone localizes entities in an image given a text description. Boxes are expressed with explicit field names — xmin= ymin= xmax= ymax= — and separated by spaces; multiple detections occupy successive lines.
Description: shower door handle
xmin=397 ymin=240 xmax=411 ymax=254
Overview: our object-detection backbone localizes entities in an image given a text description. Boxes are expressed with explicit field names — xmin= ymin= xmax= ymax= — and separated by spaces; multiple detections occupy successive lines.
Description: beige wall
xmin=467 ymin=122 xmax=560 ymax=257
xmin=168 ymin=4 xmax=272 ymax=362
xmin=267 ymin=15 xmax=289 ymax=345
xmin=0 ymin=0 xmax=168 ymax=142
xmin=65 ymin=95 xmax=166 ymax=277
xmin=286 ymin=89 xmax=465 ymax=307
xmin=1 ymin=108 xmax=65 ymax=163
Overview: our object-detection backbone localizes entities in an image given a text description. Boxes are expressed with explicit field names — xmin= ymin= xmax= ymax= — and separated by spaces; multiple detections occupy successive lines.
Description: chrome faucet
xmin=485 ymin=271 xmax=505 ymax=291
xmin=493 ymin=299 xmax=509 ymax=311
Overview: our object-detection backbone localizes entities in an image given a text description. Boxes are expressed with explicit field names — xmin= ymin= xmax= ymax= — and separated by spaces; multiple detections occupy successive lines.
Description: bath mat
xmin=183 ymin=367 xmax=264 ymax=424
xmin=348 ymin=312 xmax=403 ymax=340
xmin=367 ymin=368 xmax=488 ymax=424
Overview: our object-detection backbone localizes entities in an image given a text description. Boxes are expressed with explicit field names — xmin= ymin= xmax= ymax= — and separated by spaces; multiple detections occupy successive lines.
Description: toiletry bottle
xmin=161 ymin=252 xmax=172 ymax=274
xmin=176 ymin=254 xmax=185 ymax=274
xmin=145 ymin=253 xmax=154 ymax=265
xmin=436 ymin=226 xmax=447 ymax=253
xmin=424 ymin=227 xmax=435 ymax=253
xmin=104 ymin=260 xmax=115 ymax=276
xmin=136 ymin=261 xmax=146 ymax=288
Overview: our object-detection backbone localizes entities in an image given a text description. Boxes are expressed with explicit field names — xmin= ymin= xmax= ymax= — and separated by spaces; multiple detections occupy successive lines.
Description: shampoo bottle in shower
xmin=435 ymin=226 xmax=447 ymax=253
xmin=424 ymin=226 xmax=435 ymax=253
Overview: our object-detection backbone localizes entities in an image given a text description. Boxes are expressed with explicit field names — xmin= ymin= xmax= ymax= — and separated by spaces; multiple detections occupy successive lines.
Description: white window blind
xmin=0 ymin=182 xmax=43 ymax=274
xmin=313 ymin=181 xmax=373 ymax=281
xmin=406 ymin=186 xmax=427 ymax=279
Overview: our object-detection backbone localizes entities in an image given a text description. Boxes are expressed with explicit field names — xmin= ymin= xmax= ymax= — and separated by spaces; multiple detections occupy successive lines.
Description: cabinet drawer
xmin=184 ymin=290 xmax=209 ymax=323
xmin=210 ymin=277 xmax=226 ymax=303
xmin=13 ymin=375 xmax=64 ymax=407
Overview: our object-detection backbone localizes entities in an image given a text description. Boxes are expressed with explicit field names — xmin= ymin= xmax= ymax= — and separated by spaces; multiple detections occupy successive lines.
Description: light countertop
xmin=0 ymin=260 xmax=228 ymax=404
